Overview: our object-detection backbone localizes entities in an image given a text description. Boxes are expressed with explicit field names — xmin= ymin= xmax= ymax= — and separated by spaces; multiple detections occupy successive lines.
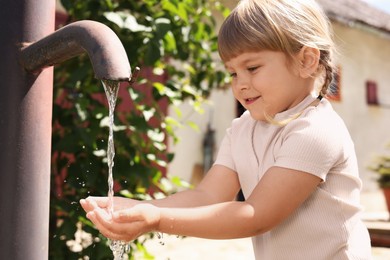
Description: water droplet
xmin=156 ymin=232 xmax=165 ymax=246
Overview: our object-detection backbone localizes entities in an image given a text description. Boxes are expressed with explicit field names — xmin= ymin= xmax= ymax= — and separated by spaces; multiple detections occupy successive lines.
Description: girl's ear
xmin=298 ymin=46 xmax=320 ymax=78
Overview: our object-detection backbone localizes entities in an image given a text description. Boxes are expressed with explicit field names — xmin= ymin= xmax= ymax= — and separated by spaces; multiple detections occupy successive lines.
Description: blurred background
xmin=52 ymin=0 xmax=390 ymax=258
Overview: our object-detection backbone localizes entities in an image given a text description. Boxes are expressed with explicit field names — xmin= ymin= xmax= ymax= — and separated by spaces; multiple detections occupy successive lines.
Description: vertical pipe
xmin=0 ymin=0 xmax=55 ymax=259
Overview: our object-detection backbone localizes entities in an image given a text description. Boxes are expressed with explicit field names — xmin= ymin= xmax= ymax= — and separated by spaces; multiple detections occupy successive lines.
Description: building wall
xmin=167 ymin=89 xmax=236 ymax=183
xmin=167 ymin=5 xmax=390 ymax=194
xmin=331 ymin=22 xmax=390 ymax=191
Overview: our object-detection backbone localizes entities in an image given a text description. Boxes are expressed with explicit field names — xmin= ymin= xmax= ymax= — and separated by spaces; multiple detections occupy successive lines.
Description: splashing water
xmin=102 ymin=80 xmax=131 ymax=259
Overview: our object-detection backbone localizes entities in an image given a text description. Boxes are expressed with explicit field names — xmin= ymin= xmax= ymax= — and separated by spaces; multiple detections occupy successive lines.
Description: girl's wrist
xmin=137 ymin=203 xmax=162 ymax=234
xmin=156 ymin=207 xmax=175 ymax=235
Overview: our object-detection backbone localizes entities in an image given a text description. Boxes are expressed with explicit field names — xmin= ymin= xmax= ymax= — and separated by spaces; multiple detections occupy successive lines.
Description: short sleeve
xmin=273 ymin=116 xmax=343 ymax=181
xmin=213 ymin=127 xmax=236 ymax=172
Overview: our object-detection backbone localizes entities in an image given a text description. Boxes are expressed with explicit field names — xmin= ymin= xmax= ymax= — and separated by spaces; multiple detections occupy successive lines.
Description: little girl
xmin=81 ymin=0 xmax=372 ymax=259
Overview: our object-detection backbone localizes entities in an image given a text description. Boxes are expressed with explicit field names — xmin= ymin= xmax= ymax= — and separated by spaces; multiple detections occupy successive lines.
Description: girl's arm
xmin=84 ymin=166 xmax=321 ymax=241
xmin=81 ymin=165 xmax=241 ymax=212
xmin=153 ymin=164 xmax=242 ymax=207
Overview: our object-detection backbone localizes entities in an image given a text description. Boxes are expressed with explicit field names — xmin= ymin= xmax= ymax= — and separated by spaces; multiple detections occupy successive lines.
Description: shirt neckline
xmin=273 ymin=94 xmax=318 ymax=122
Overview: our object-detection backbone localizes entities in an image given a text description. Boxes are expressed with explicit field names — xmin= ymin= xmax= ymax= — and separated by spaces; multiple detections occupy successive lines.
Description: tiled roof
xmin=317 ymin=0 xmax=390 ymax=34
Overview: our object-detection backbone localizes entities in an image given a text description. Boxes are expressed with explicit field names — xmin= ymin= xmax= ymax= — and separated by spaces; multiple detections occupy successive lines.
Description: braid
xmin=319 ymin=50 xmax=334 ymax=98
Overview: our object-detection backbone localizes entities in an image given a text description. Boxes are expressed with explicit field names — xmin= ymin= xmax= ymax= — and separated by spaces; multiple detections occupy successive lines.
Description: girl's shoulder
xmin=231 ymin=110 xmax=256 ymax=133
xmin=297 ymin=98 xmax=346 ymax=130
xmin=283 ymin=99 xmax=352 ymax=148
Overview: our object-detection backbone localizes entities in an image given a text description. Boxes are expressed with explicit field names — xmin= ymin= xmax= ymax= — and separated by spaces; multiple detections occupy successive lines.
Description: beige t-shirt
xmin=214 ymin=95 xmax=371 ymax=260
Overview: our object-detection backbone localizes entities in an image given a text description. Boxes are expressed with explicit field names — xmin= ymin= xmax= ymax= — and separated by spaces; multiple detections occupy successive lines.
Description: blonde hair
xmin=218 ymin=0 xmax=336 ymax=99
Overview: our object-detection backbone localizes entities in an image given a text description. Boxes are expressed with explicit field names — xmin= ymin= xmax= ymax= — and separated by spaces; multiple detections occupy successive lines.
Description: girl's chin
xmin=248 ymin=111 xmax=267 ymax=121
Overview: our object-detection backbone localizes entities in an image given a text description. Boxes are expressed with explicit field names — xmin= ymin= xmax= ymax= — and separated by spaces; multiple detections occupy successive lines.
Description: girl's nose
xmin=236 ymin=75 xmax=250 ymax=91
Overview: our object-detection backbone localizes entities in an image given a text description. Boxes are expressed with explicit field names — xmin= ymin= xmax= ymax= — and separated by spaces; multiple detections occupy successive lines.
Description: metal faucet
xmin=20 ymin=20 xmax=132 ymax=81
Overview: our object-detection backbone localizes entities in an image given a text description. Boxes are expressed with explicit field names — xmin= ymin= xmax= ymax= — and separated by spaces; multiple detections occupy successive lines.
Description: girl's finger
xmin=86 ymin=211 xmax=113 ymax=239
xmin=80 ymin=198 xmax=98 ymax=212
xmin=88 ymin=207 xmax=144 ymax=241
xmin=112 ymin=208 xmax=140 ymax=223
xmin=86 ymin=196 xmax=109 ymax=208
xmin=87 ymin=209 xmax=122 ymax=241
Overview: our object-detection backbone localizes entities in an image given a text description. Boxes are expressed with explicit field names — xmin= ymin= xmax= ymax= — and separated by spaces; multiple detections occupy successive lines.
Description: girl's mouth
xmin=245 ymin=96 xmax=260 ymax=105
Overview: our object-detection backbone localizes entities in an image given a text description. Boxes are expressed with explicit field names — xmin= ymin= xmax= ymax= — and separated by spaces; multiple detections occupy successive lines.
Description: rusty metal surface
xmin=0 ymin=0 xmax=55 ymax=259
xmin=20 ymin=20 xmax=132 ymax=81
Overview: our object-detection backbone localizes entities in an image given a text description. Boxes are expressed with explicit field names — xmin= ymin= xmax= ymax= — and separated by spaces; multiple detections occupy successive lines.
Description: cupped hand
xmin=80 ymin=196 xmax=141 ymax=214
xmin=80 ymin=197 xmax=160 ymax=241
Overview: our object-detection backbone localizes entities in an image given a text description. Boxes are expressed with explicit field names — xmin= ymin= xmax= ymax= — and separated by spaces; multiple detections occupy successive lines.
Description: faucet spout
xmin=19 ymin=20 xmax=132 ymax=81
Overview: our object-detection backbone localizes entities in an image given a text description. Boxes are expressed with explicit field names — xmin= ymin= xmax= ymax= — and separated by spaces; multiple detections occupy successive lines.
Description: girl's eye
xmin=248 ymin=66 xmax=259 ymax=72
xmin=229 ymin=72 xmax=237 ymax=78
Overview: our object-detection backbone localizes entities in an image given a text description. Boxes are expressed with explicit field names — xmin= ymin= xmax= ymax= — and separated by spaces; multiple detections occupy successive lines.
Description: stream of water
xmin=102 ymin=80 xmax=131 ymax=260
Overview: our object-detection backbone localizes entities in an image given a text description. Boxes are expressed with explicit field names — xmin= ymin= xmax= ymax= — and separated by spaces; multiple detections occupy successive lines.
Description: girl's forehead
xmin=224 ymin=51 xmax=279 ymax=67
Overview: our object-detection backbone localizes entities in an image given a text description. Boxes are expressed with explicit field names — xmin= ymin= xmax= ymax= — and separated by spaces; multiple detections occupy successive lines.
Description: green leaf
xmin=145 ymin=39 xmax=161 ymax=65
xmin=103 ymin=12 xmax=123 ymax=28
xmin=186 ymin=121 xmax=200 ymax=132
xmin=163 ymin=31 xmax=177 ymax=52
xmin=161 ymin=0 xmax=188 ymax=23
xmin=154 ymin=17 xmax=171 ymax=40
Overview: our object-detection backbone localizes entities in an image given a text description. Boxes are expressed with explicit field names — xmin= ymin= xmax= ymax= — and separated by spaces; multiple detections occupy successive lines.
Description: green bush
xmin=50 ymin=0 xmax=229 ymax=259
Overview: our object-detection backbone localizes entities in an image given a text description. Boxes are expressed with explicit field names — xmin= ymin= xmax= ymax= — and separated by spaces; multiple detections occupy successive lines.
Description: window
xmin=366 ymin=80 xmax=379 ymax=105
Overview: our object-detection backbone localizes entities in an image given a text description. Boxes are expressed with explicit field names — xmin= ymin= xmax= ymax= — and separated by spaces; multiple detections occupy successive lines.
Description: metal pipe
xmin=0 ymin=0 xmax=55 ymax=259
xmin=0 ymin=1 xmax=132 ymax=259
xmin=20 ymin=20 xmax=132 ymax=81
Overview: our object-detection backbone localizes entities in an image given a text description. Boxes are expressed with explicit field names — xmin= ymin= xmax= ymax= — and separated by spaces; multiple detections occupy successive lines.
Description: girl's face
xmin=225 ymin=51 xmax=312 ymax=121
